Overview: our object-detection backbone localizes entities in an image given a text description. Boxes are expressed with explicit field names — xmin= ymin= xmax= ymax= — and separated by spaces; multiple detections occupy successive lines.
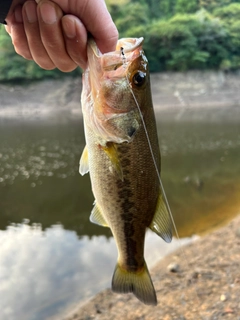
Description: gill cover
xmin=81 ymin=38 xmax=147 ymax=145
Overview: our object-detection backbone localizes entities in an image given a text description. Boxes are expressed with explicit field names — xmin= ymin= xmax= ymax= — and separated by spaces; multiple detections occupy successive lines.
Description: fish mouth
xmin=88 ymin=37 xmax=144 ymax=57
xmin=87 ymin=37 xmax=144 ymax=73
xmin=108 ymin=37 xmax=144 ymax=55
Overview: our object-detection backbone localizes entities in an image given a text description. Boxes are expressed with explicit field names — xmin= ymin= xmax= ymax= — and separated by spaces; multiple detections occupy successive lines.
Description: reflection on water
xmin=0 ymin=119 xmax=109 ymax=238
xmin=157 ymin=119 xmax=240 ymax=236
xmin=0 ymin=113 xmax=240 ymax=320
xmin=0 ymin=222 xmax=191 ymax=320
xmin=0 ymin=223 xmax=116 ymax=320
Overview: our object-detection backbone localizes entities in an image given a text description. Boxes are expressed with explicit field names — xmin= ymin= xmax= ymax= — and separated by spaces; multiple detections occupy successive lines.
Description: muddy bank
xmin=0 ymin=71 xmax=240 ymax=120
xmin=63 ymin=213 xmax=240 ymax=320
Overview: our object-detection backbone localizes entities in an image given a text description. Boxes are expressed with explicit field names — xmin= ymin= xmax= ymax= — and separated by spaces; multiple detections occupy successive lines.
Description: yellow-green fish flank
xmin=80 ymin=37 xmax=172 ymax=305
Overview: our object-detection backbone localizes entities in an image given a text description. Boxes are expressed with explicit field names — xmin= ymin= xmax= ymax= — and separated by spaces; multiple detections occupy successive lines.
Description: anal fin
xmin=149 ymin=193 xmax=172 ymax=243
xmin=90 ymin=201 xmax=109 ymax=227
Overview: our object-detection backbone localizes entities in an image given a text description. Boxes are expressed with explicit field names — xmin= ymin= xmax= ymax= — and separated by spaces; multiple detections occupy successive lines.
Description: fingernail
xmin=25 ymin=1 xmax=37 ymax=23
xmin=14 ymin=6 xmax=23 ymax=23
xmin=39 ymin=2 xmax=57 ymax=24
xmin=62 ymin=17 xmax=76 ymax=39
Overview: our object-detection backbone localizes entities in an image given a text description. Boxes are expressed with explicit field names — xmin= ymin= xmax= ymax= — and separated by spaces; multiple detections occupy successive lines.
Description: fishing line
xmin=119 ymin=51 xmax=172 ymax=225
xmin=120 ymin=47 xmax=127 ymax=68
xmin=121 ymin=48 xmax=204 ymax=318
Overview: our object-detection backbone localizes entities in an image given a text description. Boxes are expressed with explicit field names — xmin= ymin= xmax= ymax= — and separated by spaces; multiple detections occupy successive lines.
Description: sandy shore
xmin=63 ymin=213 xmax=240 ymax=320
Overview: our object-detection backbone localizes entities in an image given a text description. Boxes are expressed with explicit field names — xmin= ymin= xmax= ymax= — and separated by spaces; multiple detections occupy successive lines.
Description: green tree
xmin=0 ymin=26 xmax=33 ymax=81
xmin=199 ymin=0 xmax=235 ymax=11
xmin=144 ymin=10 xmax=228 ymax=71
xmin=144 ymin=0 xmax=170 ymax=18
xmin=213 ymin=2 xmax=240 ymax=21
xmin=175 ymin=0 xmax=198 ymax=13
xmin=194 ymin=10 xmax=229 ymax=68
xmin=213 ymin=3 xmax=240 ymax=69
xmin=159 ymin=0 xmax=176 ymax=18
xmin=145 ymin=17 xmax=201 ymax=71
xmin=115 ymin=2 xmax=150 ymax=37
xmin=0 ymin=26 xmax=80 ymax=81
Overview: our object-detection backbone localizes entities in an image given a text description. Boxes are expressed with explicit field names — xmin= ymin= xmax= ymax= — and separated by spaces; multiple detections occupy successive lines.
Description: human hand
xmin=5 ymin=0 xmax=118 ymax=71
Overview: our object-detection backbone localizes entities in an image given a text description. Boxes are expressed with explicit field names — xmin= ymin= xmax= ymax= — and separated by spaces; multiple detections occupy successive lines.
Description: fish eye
xmin=133 ymin=71 xmax=146 ymax=87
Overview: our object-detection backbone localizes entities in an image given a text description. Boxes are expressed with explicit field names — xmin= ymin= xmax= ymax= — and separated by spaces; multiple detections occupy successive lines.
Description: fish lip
xmin=89 ymin=37 xmax=144 ymax=58
xmin=88 ymin=38 xmax=102 ymax=57
xmin=87 ymin=37 xmax=145 ymax=75
xmin=111 ymin=37 xmax=144 ymax=55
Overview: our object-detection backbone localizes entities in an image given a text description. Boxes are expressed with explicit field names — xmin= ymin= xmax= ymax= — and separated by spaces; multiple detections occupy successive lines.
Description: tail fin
xmin=112 ymin=261 xmax=157 ymax=306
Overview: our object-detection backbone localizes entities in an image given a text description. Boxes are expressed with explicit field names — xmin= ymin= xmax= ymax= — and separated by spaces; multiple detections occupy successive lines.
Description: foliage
xmin=1 ymin=0 xmax=240 ymax=81
xmin=199 ymin=0 xmax=235 ymax=12
xmin=175 ymin=0 xmax=198 ymax=14
xmin=111 ymin=1 xmax=236 ymax=71
xmin=127 ymin=9 xmax=228 ymax=71
xmin=213 ymin=3 xmax=240 ymax=21
xmin=0 ymin=25 xmax=81 ymax=82
xmin=213 ymin=3 xmax=240 ymax=69
xmin=159 ymin=0 xmax=176 ymax=18
xmin=114 ymin=2 xmax=150 ymax=36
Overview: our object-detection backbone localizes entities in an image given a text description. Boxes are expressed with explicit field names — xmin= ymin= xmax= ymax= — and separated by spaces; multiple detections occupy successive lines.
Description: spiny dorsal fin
xmin=149 ymin=193 xmax=172 ymax=243
xmin=79 ymin=145 xmax=89 ymax=176
xmin=90 ymin=201 xmax=109 ymax=227
xmin=112 ymin=261 xmax=157 ymax=306
xmin=101 ymin=142 xmax=123 ymax=181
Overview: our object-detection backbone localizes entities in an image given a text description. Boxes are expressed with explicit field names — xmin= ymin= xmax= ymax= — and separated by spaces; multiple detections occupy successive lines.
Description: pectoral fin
xmin=79 ymin=145 xmax=89 ymax=176
xmin=102 ymin=142 xmax=123 ymax=181
xmin=149 ymin=194 xmax=172 ymax=243
xmin=90 ymin=201 xmax=109 ymax=227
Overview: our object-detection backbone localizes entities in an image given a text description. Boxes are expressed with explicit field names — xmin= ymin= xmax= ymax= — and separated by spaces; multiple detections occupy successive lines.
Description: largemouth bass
xmin=80 ymin=37 xmax=172 ymax=305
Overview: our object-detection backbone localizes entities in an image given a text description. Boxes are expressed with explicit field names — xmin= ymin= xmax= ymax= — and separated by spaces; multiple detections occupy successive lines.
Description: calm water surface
xmin=0 ymin=113 xmax=239 ymax=320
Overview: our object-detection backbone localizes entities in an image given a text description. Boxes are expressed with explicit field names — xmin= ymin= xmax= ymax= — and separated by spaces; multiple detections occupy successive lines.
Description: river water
xmin=0 ymin=111 xmax=240 ymax=320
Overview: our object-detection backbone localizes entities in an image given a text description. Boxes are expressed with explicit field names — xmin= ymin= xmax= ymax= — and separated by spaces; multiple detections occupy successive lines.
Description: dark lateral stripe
xmin=125 ymin=235 xmax=138 ymax=271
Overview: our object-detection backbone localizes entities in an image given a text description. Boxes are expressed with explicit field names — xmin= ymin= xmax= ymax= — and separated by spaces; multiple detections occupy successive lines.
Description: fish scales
xmin=80 ymin=37 xmax=172 ymax=305
xmin=86 ymin=126 xmax=158 ymax=270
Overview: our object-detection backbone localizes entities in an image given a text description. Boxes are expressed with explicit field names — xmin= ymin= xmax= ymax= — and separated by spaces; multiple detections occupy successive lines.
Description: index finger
xmin=81 ymin=0 xmax=118 ymax=53
xmin=40 ymin=0 xmax=118 ymax=53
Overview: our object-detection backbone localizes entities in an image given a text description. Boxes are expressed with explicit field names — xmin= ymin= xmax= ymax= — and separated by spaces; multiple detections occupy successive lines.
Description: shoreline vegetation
xmin=63 ymin=213 xmax=240 ymax=320
xmin=2 ymin=1 xmax=240 ymax=81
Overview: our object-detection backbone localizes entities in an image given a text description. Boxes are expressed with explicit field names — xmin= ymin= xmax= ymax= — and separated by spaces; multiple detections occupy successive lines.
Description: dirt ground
xmin=64 ymin=214 xmax=240 ymax=320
